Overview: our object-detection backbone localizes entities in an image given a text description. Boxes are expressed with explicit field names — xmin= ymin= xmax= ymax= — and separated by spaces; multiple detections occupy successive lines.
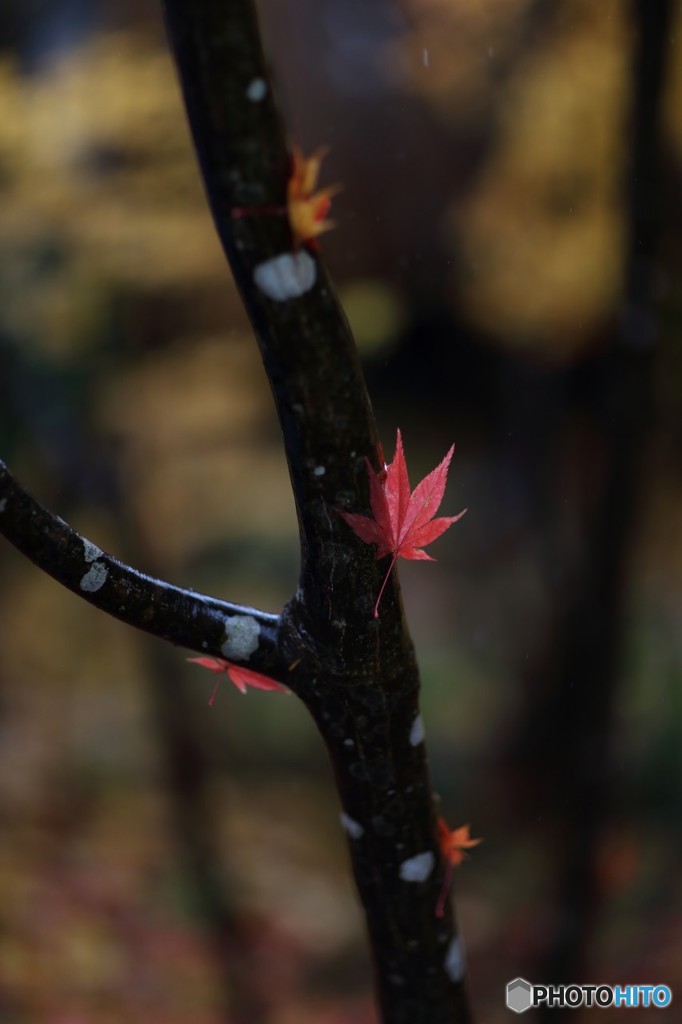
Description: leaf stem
xmin=373 ymin=553 xmax=398 ymax=618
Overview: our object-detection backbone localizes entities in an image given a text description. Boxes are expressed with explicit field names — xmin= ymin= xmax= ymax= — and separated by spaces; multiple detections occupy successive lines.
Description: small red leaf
xmin=187 ymin=657 xmax=288 ymax=704
xmin=435 ymin=817 xmax=482 ymax=918
xmin=340 ymin=429 xmax=466 ymax=615
xmin=187 ymin=656 xmax=227 ymax=674
xmin=225 ymin=663 xmax=289 ymax=695
xmin=437 ymin=818 xmax=482 ymax=867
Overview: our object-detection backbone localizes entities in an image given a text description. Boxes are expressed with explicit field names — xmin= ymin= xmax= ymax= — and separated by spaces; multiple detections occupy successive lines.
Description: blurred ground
xmin=0 ymin=1 xmax=681 ymax=1021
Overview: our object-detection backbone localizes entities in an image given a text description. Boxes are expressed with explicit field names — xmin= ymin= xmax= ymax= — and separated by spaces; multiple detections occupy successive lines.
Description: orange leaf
xmin=437 ymin=818 xmax=482 ymax=867
xmin=287 ymin=145 xmax=340 ymax=247
xmin=435 ymin=817 xmax=482 ymax=918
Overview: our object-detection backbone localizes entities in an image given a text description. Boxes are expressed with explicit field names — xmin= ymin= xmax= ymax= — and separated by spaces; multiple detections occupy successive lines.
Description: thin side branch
xmin=0 ymin=460 xmax=285 ymax=680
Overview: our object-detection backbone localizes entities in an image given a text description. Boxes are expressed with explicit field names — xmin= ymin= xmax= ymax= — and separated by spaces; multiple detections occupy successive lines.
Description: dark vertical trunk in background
xmin=505 ymin=0 xmax=672 ymax=1004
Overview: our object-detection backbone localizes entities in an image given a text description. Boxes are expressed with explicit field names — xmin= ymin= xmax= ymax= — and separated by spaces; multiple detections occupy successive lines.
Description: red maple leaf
xmin=340 ymin=429 xmax=466 ymax=616
xmin=187 ymin=657 xmax=288 ymax=706
xmin=435 ymin=817 xmax=482 ymax=918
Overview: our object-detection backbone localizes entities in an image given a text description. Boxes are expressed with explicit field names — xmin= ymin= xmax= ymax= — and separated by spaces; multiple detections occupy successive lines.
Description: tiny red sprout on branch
xmin=340 ymin=429 xmax=467 ymax=617
xmin=187 ymin=657 xmax=288 ymax=706
xmin=435 ymin=818 xmax=482 ymax=918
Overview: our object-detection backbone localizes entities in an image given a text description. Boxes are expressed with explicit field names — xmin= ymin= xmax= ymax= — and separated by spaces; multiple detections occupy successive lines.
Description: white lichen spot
xmin=221 ymin=615 xmax=261 ymax=661
xmin=313 ymin=465 xmax=326 ymax=477
xmin=409 ymin=713 xmax=425 ymax=747
xmin=340 ymin=812 xmax=364 ymax=840
xmin=82 ymin=538 xmax=102 ymax=564
xmin=399 ymin=851 xmax=435 ymax=883
xmin=246 ymin=77 xmax=267 ymax=102
xmin=343 ymin=738 xmax=354 ymax=748
xmin=444 ymin=936 xmax=466 ymax=983
xmin=80 ymin=561 xmax=108 ymax=593
xmin=254 ymin=251 xmax=316 ymax=301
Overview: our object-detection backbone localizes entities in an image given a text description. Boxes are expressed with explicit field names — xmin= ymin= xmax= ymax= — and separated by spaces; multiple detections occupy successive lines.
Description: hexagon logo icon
xmin=507 ymin=978 xmax=532 ymax=1013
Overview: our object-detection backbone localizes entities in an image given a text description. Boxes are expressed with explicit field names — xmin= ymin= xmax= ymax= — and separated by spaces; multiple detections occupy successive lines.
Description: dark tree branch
xmin=0 ymin=459 xmax=284 ymax=680
xmin=0 ymin=1 xmax=473 ymax=1019
xmin=160 ymin=0 xmax=386 ymax=614
xmin=161 ymin=4 xmax=472 ymax=1024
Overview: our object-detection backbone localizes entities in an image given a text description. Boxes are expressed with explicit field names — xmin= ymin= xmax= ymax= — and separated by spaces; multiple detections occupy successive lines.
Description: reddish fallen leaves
xmin=436 ymin=818 xmax=482 ymax=918
xmin=287 ymin=145 xmax=340 ymax=247
xmin=340 ymin=429 xmax=466 ymax=616
xmin=187 ymin=656 xmax=288 ymax=706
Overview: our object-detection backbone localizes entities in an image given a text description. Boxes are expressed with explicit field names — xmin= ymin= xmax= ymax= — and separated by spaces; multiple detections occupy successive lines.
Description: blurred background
xmin=0 ymin=0 xmax=681 ymax=1021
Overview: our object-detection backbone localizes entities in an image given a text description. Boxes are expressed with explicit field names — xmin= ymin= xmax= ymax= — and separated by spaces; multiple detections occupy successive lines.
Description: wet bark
xmin=0 ymin=0 xmax=474 ymax=1020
